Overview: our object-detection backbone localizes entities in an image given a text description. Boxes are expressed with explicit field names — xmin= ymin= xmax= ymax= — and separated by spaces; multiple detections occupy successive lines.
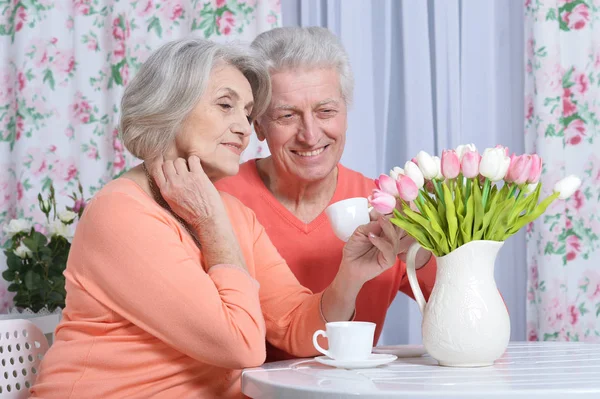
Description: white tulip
xmin=389 ymin=166 xmax=404 ymax=181
xmin=404 ymin=161 xmax=425 ymax=189
xmin=14 ymin=242 xmax=33 ymax=259
xmin=416 ymin=151 xmax=438 ymax=180
xmin=2 ymin=219 xmax=33 ymax=238
xmin=553 ymin=175 xmax=582 ymax=200
xmin=49 ymin=220 xmax=73 ymax=241
xmin=58 ymin=210 xmax=77 ymax=224
xmin=524 ymin=182 xmax=539 ymax=194
xmin=455 ymin=143 xmax=477 ymax=161
xmin=479 ymin=147 xmax=511 ymax=181
xmin=432 ymin=156 xmax=443 ymax=180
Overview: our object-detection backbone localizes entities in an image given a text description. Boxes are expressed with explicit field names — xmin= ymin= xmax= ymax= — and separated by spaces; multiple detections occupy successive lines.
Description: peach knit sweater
xmin=31 ymin=178 xmax=325 ymax=398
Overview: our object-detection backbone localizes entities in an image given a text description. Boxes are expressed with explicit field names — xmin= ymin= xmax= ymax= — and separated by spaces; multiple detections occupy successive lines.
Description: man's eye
xmin=246 ymin=115 xmax=253 ymax=124
xmin=281 ymin=114 xmax=293 ymax=119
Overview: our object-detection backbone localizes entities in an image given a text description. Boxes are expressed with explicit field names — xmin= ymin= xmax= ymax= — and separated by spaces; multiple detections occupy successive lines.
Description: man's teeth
xmin=296 ymin=147 xmax=325 ymax=157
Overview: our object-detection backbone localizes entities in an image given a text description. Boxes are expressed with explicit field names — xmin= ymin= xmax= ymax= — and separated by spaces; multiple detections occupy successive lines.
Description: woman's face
xmin=170 ymin=64 xmax=254 ymax=180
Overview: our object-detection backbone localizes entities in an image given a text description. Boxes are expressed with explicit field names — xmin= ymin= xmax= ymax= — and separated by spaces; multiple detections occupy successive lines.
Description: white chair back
xmin=0 ymin=319 xmax=49 ymax=398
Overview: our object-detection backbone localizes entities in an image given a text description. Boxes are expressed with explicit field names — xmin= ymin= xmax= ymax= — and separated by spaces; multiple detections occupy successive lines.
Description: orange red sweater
xmin=216 ymin=160 xmax=436 ymax=361
xmin=31 ymin=178 xmax=325 ymax=398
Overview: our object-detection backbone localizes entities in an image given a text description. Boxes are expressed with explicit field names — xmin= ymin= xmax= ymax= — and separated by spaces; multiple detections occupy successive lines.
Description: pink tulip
xmin=528 ymin=154 xmax=542 ymax=184
xmin=441 ymin=150 xmax=460 ymax=179
xmin=375 ymin=174 xmax=399 ymax=196
xmin=506 ymin=154 xmax=532 ymax=184
xmin=461 ymin=149 xmax=481 ymax=178
xmin=368 ymin=189 xmax=397 ymax=214
xmin=396 ymin=174 xmax=419 ymax=202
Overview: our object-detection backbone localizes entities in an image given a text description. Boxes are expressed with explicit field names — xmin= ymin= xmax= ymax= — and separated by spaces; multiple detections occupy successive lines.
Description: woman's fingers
xmin=174 ymin=158 xmax=189 ymax=175
xmin=188 ymin=155 xmax=203 ymax=173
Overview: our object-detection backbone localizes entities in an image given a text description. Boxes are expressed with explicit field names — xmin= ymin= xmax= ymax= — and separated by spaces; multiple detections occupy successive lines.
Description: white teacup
xmin=312 ymin=321 xmax=376 ymax=361
xmin=325 ymin=197 xmax=370 ymax=242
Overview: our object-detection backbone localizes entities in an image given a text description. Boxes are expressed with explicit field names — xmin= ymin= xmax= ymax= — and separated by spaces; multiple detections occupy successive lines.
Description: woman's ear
xmin=254 ymin=120 xmax=266 ymax=141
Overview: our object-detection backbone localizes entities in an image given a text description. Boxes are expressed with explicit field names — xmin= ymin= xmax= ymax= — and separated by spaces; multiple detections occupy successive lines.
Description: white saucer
xmin=314 ymin=354 xmax=397 ymax=369
xmin=372 ymin=344 xmax=427 ymax=358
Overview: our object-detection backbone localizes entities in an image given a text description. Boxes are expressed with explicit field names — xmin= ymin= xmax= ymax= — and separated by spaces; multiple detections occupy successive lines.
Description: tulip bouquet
xmin=369 ymin=145 xmax=581 ymax=257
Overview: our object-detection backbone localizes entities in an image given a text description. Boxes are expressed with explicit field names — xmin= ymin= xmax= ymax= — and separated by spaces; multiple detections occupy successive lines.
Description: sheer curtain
xmin=282 ymin=0 xmax=527 ymax=343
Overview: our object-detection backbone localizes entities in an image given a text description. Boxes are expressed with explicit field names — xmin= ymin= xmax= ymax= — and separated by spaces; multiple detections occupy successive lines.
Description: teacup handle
xmin=312 ymin=330 xmax=333 ymax=358
xmin=406 ymin=241 xmax=427 ymax=314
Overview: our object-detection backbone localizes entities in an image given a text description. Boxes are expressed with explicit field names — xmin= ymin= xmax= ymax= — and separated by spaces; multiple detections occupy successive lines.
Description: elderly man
xmin=215 ymin=26 xmax=436 ymax=361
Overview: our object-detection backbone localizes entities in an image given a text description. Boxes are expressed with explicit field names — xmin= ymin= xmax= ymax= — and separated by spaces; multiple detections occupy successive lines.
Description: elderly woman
xmin=30 ymin=38 xmax=401 ymax=398
xmin=215 ymin=27 xmax=437 ymax=361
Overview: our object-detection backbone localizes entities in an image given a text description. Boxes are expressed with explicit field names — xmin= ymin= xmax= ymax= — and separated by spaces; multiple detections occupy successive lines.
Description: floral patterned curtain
xmin=0 ymin=0 xmax=279 ymax=312
xmin=525 ymin=0 xmax=600 ymax=341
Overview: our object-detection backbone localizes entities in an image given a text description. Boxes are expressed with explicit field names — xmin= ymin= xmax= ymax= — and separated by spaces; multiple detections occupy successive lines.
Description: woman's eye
xmin=219 ymin=103 xmax=233 ymax=110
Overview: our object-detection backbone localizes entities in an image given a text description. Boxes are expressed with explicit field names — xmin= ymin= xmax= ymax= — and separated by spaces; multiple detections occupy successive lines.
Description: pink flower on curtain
xmin=113 ymin=19 xmax=125 ymax=40
xmin=562 ymin=3 xmax=590 ymax=30
xmin=216 ymin=0 xmax=227 ymax=8
xmin=526 ymin=38 xmax=534 ymax=59
xmin=31 ymin=40 xmax=49 ymax=68
xmin=136 ymin=0 xmax=154 ymax=17
xmin=216 ymin=11 xmax=235 ymax=35
xmin=17 ymin=72 xmax=25 ymax=90
xmin=113 ymin=42 xmax=126 ymax=62
xmin=120 ymin=63 xmax=130 ymax=86
xmin=171 ymin=4 xmax=184 ymax=20
xmin=562 ymin=88 xmax=576 ymax=117
xmin=87 ymin=36 xmax=99 ymax=51
xmin=70 ymin=92 xmax=93 ymax=124
xmin=54 ymin=50 xmax=76 ymax=75
xmin=567 ymin=305 xmax=579 ymax=325
xmin=564 ymin=119 xmax=586 ymax=145
xmin=87 ymin=147 xmax=98 ymax=160
xmin=580 ymin=270 xmax=600 ymax=300
xmin=572 ymin=189 xmax=584 ymax=210
xmin=15 ymin=116 xmax=24 ymax=141
xmin=525 ymin=95 xmax=534 ymax=121
xmin=16 ymin=182 xmax=23 ymax=201
xmin=74 ymin=0 xmax=92 ymax=15
xmin=527 ymin=325 xmax=538 ymax=341
xmin=543 ymin=63 xmax=564 ymax=94
xmin=545 ymin=297 xmax=566 ymax=328
xmin=52 ymin=159 xmax=78 ymax=182
xmin=15 ymin=6 xmax=27 ymax=32
xmin=573 ymin=72 xmax=589 ymax=101
xmin=566 ymin=235 xmax=581 ymax=261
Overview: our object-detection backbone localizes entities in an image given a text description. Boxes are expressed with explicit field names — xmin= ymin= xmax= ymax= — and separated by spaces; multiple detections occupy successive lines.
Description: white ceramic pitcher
xmin=406 ymin=240 xmax=510 ymax=367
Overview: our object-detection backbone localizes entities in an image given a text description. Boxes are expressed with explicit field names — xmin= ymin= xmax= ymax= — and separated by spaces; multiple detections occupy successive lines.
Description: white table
xmin=242 ymin=342 xmax=600 ymax=398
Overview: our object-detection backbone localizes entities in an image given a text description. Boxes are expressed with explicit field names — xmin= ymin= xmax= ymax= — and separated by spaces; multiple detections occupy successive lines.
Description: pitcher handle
xmin=406 ymin=241 xmax=427 ymax=314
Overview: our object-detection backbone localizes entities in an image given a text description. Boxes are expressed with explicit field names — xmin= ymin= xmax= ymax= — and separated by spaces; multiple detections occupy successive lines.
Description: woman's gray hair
xmin=251 ymin=26 xmax=354 ymax=104
xmin=120 ymin=38 xmax=271 ymax=160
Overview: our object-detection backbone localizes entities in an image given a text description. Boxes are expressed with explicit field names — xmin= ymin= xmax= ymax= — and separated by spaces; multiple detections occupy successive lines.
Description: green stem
xmin=508 ymin=184 xmax=518 ymax=198
xmin=465 ymin=178 xmax=472 ymax=204
xmin=481 ymin=178 xmax=491 ymax=209
xmin=433 ymin=180 xmax=445 ymax=204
